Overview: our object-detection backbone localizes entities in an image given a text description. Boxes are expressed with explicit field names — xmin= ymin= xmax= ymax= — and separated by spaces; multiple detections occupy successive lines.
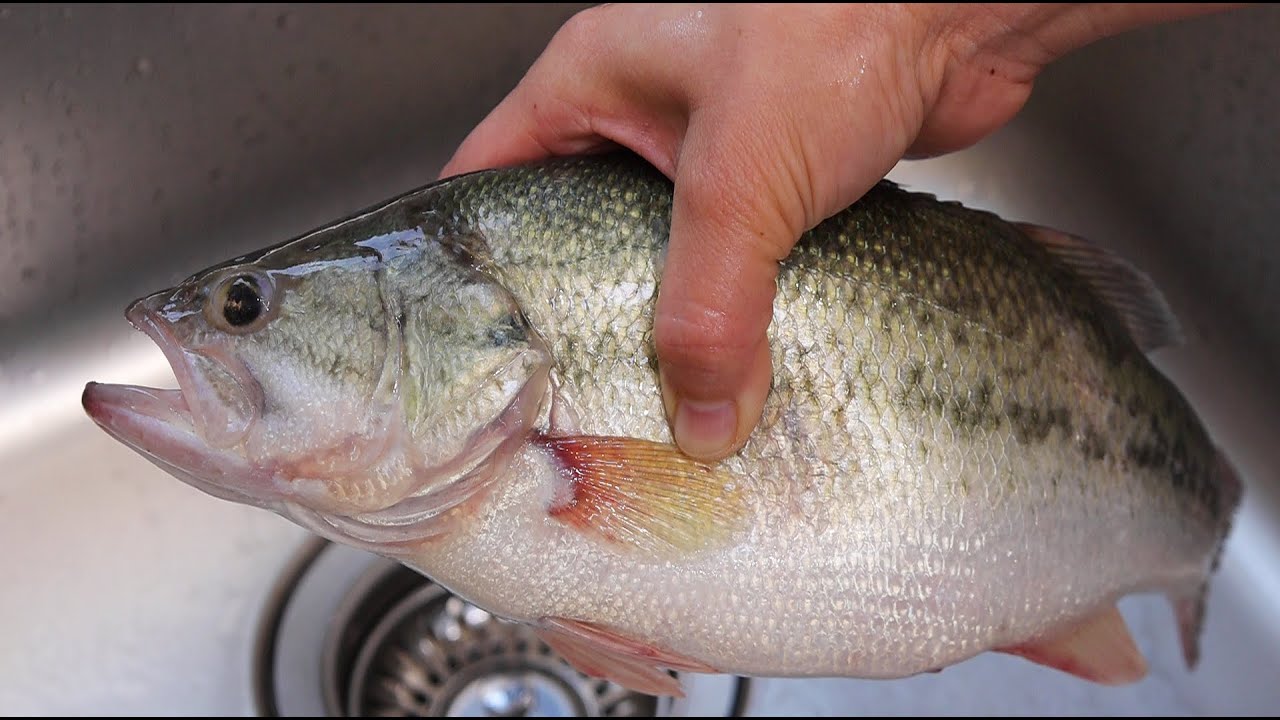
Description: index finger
xmin=439 ymin=79 xmax=607 ymax=179
xmin=439 ymin=5 xmax=695 ymax=179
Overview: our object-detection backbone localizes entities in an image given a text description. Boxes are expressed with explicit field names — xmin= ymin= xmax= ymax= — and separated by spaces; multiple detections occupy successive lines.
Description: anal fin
xmin=997 ymin=605 xmax=1148 ymax=685
xmin=536 ymin=616 xmax=717 ymax=697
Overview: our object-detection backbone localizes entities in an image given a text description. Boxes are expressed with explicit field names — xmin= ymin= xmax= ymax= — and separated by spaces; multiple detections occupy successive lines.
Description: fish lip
xmin=82 ymin=381 xmax=192 ymax=442
xmin=81 ymin=381 xmax=272 ymax=508
xmin=125 ymin=296 xmax=201 ymax=407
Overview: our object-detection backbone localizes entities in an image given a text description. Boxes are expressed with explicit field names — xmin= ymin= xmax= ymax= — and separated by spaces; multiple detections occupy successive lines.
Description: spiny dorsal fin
xmin=1016 ymin=222 xmax=1183 ymax=352
xmin=537 ymin=434 xmax=747 ymax=555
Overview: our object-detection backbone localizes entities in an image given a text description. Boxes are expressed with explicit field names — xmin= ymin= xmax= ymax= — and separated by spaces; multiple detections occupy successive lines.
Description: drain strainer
xmin=257 ymin=539 xmax=747 ymax=716
xmin=342 ymin=581 xmax=653 ymax=716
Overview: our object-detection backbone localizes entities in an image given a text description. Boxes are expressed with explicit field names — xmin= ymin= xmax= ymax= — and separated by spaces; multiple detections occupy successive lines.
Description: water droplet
xmin=462 ymin=605 xmax=490 ymax=626
xmin=135 ymin=56 xmax=153 ymax=76
xmin=0 ymin=8 xmax=10 ymax=20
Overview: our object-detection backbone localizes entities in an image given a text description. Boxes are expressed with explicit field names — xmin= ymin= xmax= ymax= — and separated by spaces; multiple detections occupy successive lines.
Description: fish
xmin=83 ymin=152 xmax=1242 ymax=696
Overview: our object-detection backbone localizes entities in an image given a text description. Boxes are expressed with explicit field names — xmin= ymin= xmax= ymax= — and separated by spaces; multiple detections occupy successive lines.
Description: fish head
xmin=83 ymin=219 xmax=551 ymax=531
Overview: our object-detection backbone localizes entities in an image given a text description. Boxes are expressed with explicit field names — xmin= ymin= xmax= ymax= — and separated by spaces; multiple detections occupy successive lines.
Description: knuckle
xmin=654 ymin=300 xmax=757 ymax=374
xmin=551 ymin=6 xmax=609 ymax=52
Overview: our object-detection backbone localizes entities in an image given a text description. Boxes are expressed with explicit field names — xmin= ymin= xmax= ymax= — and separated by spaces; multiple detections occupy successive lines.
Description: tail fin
xmin=1169 ymin=450 xmax=1243 ymax=668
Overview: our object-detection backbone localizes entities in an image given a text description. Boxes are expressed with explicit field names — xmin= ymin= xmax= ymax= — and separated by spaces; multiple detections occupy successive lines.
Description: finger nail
xmin=673 ymin=398 xmax=737 ymax=460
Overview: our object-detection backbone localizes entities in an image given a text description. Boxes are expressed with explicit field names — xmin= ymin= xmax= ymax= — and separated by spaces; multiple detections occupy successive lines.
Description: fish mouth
xmin=126 ymin=298 xmax=264 ymax=448
xmin=82 ymin=381 xmax=270 ymax=507
xmin=82 ymin=297 xmax=275 ymax=508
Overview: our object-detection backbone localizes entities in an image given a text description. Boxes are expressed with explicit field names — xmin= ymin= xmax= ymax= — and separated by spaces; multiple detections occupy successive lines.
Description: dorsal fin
xmin=1016 ymin=223 xmax=1183 ymax=352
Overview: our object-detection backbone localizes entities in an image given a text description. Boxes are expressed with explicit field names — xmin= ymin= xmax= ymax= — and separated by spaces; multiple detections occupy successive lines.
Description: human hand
xmin=442 ymin=3 xmax=1228 ymax=460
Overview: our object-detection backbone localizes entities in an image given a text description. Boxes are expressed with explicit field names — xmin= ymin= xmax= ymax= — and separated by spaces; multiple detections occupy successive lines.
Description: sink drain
xmin=335 ymin=569 xmax=655 ymax=716
xmin=256 ymin=539 xmax=748 ymax=716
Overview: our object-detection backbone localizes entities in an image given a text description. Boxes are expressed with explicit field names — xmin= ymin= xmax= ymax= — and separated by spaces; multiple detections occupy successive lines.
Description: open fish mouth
xmin=82 ymin=298 xmax=275 ymax=509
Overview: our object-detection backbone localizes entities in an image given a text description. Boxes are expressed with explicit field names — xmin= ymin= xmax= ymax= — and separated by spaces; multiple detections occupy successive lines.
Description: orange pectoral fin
xmin=537 ymin=434 xmax=747 ymax=555
xmin=997 ymin=605 xmax=1148 ymax=685
xmin=536 ymin=617 xmax=718 ymax=698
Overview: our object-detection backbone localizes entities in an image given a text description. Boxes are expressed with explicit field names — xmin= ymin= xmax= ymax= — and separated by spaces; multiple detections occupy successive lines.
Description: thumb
xmin=655 ymin=119 xmax=816 ymax=461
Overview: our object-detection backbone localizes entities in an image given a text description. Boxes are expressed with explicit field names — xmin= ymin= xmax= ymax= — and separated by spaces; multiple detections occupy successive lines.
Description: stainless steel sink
xmin=2 ymin=5 xmax=1277 ymax=715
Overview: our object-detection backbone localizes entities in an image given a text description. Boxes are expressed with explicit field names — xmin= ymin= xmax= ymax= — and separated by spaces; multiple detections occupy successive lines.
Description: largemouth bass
xmin=83 ymin=153 xmax=1241 ymax=695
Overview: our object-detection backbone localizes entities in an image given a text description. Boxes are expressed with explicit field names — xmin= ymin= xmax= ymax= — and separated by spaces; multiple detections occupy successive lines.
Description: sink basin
xmin=2 ymin=5 xmax=1277 ymax=715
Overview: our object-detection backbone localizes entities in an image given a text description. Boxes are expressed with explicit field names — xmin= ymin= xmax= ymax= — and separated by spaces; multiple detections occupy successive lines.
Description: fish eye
xmin=207 ymin=271 xmax=273 ymax=333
